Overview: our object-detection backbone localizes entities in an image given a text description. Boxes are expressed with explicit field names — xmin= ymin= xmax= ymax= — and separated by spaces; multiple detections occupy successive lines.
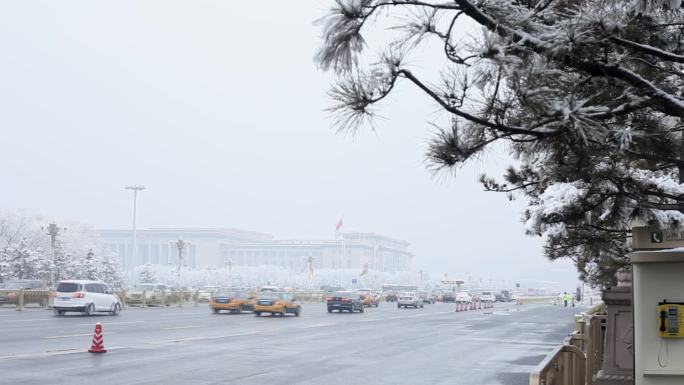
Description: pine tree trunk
xmin=680 ymin=132 xmax=684 ymax=185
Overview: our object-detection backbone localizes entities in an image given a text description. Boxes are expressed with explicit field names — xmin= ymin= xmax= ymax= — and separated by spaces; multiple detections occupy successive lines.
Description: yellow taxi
xmin=210 ymin=288 xmax=255 ymax=314
xmin=254 ymin=292 xmax=301 ymax=317
xmin=357 ymin=289 xmax=379 ymax=307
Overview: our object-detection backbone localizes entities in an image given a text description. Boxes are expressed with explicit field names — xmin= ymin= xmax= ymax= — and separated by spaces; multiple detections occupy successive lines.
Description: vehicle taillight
xmin=341 ymin=298 xmax=351 ymax=302
xmin=72 ymin=292 xmax=85 ymax=298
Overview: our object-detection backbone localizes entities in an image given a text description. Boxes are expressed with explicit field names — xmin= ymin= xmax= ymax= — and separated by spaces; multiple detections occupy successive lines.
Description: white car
xmin=455 ymin=292 xmax=472 ymax=303
xmin=53 ymin=280 xmax=122 ymax=316
xmin=197 ymin=286 xmax=221 ymax=302
xmin=480 ymin=291 xmax=496 ymax=302
xmin=397 ymin=292 xmax=424 ymax=309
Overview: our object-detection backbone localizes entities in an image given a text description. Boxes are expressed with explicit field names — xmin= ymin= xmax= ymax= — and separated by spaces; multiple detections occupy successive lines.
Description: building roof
xmin=98 ymin=228 xmax=273 ymax=242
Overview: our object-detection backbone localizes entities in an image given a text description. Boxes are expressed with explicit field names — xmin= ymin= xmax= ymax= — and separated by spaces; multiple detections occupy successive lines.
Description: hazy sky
xmin=0 ymin=1 xmax=578 ymax=289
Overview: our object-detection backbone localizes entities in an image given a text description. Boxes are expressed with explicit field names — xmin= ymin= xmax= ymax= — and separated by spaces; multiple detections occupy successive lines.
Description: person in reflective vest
xmin=563 ymin=292 xmax=572 ymax=307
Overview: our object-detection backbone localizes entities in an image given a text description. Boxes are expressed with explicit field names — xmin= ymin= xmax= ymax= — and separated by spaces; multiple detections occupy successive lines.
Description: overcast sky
xmin=0 ymin=1 xmax=578 ymax=289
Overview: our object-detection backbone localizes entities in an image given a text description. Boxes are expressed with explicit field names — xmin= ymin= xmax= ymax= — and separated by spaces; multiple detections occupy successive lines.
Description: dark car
xmin=441 ymin=291 xmax=456 ymax=303
xmin=384 ymin=291 xmax=398 ymax=302
xmin=327 ymin=291 xmax=364 ymax=313
xmin=498 ymin=291 xmax=513 ymax=302
xmin=417 ymin=291 xmax=435 ymax=304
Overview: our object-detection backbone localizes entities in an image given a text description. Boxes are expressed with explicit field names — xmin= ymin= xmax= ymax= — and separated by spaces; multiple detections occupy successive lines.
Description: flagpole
xmin=334 ymin=227 xmax=340 ymax=287
xmin=341 ymin=233 xmax=345 ymax=287
xmin=334 ymin=216 xmax=344 ymax=288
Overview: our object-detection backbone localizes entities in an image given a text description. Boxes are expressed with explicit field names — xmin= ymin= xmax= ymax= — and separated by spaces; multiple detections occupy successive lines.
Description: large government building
xmin=98 ymin=228 xmax=414 ymax=273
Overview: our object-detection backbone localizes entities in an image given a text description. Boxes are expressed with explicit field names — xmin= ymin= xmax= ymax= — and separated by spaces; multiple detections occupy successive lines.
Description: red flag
xmin=335 ymin=217 xmax=343 ymax=232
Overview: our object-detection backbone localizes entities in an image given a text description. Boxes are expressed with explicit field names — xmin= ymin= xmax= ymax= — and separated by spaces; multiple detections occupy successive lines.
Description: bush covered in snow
xmin=133 ymin=263 xmax=419 ymax=290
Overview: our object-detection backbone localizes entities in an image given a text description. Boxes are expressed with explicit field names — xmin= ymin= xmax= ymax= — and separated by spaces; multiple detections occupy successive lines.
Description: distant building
xmin=97 ymin=228 xmax=273 ymax=271
xmin=220 ymin=232 xmax=413 ymax=272
xmin=99 ymin=229 xmax=413 ymax=272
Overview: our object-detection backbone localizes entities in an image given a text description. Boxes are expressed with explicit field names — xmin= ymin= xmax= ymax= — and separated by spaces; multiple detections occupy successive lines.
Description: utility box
xmin=632 ymin=226 xmax=684 ymax=384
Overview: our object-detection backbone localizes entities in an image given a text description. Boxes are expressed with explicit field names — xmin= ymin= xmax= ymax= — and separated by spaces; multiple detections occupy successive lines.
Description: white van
xmin=53 ymin=280 xmax=122 ymax=316
xmin=480 ymin=291 xmax=496 ymax=302
xmin=455 ymin=291 xmax=472 ymax=303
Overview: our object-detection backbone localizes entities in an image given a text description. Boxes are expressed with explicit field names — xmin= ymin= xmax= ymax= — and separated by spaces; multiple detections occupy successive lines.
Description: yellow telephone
xmin=658 ymin=302 xmax=684 ymax=338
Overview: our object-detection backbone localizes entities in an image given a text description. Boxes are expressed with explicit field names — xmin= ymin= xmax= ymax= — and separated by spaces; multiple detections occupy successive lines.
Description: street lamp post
xmin=171 ymin=236 xmax=190 ymax=282
xmin=305 ymin=254 xmax=314 ymax=289
xmin=227 ymin=258 xmax=233 ymax=286
xmin=43 ymin=223 xmax=66 ymax=262
xmin=42 ymin=223 xmax=66 ymax=285
xmin=125 ymin=185 xmax=146 ymax=272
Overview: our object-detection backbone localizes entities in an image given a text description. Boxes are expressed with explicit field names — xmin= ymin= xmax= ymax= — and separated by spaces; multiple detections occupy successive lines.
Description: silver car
xmin=397 ymin=292 xmax=424 ymax=309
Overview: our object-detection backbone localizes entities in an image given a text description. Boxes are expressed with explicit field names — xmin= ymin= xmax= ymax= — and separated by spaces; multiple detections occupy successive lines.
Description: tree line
xmin=0 ymin=210 xmax=124 ymax=287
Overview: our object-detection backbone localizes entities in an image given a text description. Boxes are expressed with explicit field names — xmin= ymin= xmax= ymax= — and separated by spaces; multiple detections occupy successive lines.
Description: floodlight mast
xmin=125 ymin=185 xmax=146 ymax=271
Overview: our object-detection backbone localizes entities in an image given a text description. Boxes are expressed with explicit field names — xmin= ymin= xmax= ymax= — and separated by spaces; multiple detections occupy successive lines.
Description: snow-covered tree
xmin=136 ymin=263 xmax=156 ymax=284
xmin=316 ymin=0 xmax=684 ymax=286
xmin=2 ymin=239 xmax=51 ymax=281
xmin=97 ymin=250 xmax=125 ymax=288
xmin=0 ymin=210 xmax=125 ymax=286
xmin=77 ymin=250 xmax=99 ymax=281
xmin=127 ymin=263 xmax=419 ymax=290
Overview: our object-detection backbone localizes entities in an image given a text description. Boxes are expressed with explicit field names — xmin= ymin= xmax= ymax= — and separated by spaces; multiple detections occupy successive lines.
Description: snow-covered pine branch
xmin=316 ymin=0 xmax=684 ymax=286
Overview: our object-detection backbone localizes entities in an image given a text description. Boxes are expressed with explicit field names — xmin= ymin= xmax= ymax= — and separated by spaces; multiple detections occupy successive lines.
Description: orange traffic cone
xmin=88 ymin=322 xmax=107 ymax=353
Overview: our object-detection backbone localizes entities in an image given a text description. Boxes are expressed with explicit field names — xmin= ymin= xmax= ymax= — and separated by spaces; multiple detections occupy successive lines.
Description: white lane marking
xmin=151 ymin=329 xmax=280 ymax=344
xmin=77 ymin=320 xmax=148 ymax=326
xmin=162 ymin=325 xmax=204 ymax=330
xmin=0 ymin=349 xmax=85 ymax=359
xmin=383 ymin=311 xmax=455 ymax=320
xmin=0 ymin=346 xmax=126 ymax=360
xmin=5 ymin=318 xmax=54 ymax=322
xmin=297 ymin=322 xmax=335 ymax=329
xmin=45 ymin=332 xmax=116 ymax=339
xmin=454 ymin=336 xmax=559 ymax=346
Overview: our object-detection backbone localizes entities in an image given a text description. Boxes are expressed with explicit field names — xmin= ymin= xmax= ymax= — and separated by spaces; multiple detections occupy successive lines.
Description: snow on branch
xmin=316 ymin=0 xmax=684 ymax=286
xmin=314 ymin=0 xmax=373 ymax=72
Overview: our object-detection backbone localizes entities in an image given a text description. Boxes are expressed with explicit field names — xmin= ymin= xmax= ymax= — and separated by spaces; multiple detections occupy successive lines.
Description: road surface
xmin=0 ymin=302 xmax=579 ymax=385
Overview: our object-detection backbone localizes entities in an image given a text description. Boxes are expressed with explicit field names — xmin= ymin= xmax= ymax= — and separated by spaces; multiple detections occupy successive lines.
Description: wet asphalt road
xmin=0 ymin=301 xmax=580 ymax=385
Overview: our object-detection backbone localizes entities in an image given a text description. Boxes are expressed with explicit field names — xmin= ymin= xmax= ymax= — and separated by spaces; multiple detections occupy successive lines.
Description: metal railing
xmin=1 ymin=288 xmax=350 ymax=311
xmin=119 ymin=290 xmax=201 ymax=308
xmin=0 ymin=289 xmax=51 ymax=310
xmin=530 ymin=344 xmax=587 ymax=385
xmin=530 ymin=303 xmax=606 ymax=385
